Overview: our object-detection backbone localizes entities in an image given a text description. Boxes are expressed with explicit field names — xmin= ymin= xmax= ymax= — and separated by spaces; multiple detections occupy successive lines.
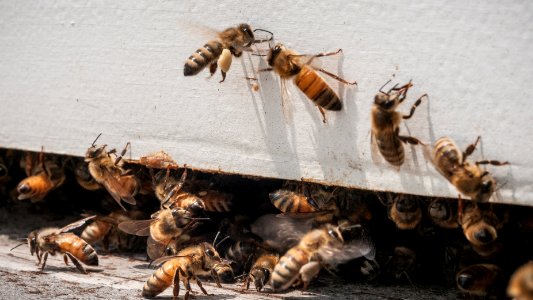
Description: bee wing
xmin=280 ymin=79 xmax=294 ymax=123
xmin=80 ymin=213 xmax=121 ymax=226
xmin=251 ymin=214 xmax=313 ymax=252
xmin=100 ymin=169 xmax=137 ymax=207
xmin=57 ymin=215 xmax=97 ymax=233
xmin=118 ymin=219 xmax=152 ymax=236
xmin=320 ymin=238 xmax=375 ymax=267
xmin=370 ymin=131 xmax=384 ymax=165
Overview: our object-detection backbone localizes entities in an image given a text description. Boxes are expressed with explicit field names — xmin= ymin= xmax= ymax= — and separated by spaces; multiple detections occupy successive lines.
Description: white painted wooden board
xmin=0 ymin=0 xmax=532 ymax=206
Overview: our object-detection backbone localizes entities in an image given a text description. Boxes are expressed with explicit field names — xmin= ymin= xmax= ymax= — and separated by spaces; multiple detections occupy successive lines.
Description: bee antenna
xmin=10 ymin=240 xmax=27 ymax=251
xmin=92 ymin=133 xmax=103 ymax=147
xmin=215 ymin=235 xmax=231 ymax=249
xmin=379 ymin=79 xmax=392 ymax=94
xmin=252 ymin=28 xmax=274 ymax=41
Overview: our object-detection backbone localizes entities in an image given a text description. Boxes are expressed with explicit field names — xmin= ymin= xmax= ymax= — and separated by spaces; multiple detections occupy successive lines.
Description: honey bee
xmin=428 ymin=198 xmax=459 ymax=229
xmin=244 ymin=251 xmax=280 ymax=291
xmin=458 ymin=199 xmax=503 ymax=257
xmin=383 ymin=194 xmax=422 ymax=230
xmin=80 ymin=210 xmax=145 ymax=252
xmin=431 ymin=136 xmax=509 ymax=202
xmin=371 ymin=80 xmax=427 ymax=167
xmin=184 ymin=24 xmax=272 ymax=82
xmin=16 ymin=151 xmax=65 ymax=202
xmin=270 ymin=223 xmax=373 ymax=291
xmin=20 ymin=216 xmax=99 ymax=273
xmin=265 ymin=43 xmax=357 ymax=122
xmin=456 ymin=264 xmax=503 ymax=298
xmin=142 ymin=242 xmax=223 ymax=300
xmin=85 ymin=134 xmax=140 ymax=210
xmin=507 ymin=261 xmax=533 ymax=300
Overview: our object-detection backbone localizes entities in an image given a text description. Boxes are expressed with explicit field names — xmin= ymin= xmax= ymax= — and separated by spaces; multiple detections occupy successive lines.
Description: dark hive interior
xmin=0 ymin=148 xmax=531 ymax=299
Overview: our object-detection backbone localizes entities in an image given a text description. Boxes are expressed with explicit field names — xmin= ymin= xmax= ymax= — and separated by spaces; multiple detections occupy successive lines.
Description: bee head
xmin=16 ymin=179 xmax=33 ymax=200
xmin=267 ymin=43 xmax=285 ymax=67
xmin=374 ymin=92 xmax=398 ymax=111
xmin=27 ymin=231 xmax=38 ymax=255
xmin=85 ymin=145 xmax=107 ymax=162
xmin=395 ymin=196 xmax=418 ymax=213
xmin=238 ymin=23 xmax=254 ymax=46
xmin=428 ymin=199 xmax=451 ymax=221
xmin=325 ymin=224 xmax=344 ymax=245
xmin=251 ymin=267 xmax=271 ymax=291
xmin=202 ymin=243 xmax=221 ymax=266
xmin=476 ymin=173 xmax=495 ymax=202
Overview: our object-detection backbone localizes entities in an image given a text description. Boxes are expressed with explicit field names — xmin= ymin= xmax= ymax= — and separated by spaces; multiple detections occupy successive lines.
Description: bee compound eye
xmin=18 ymin=184 xmax=31 ymax=194
xmin=206 ymin=249 xmax=215 ymax=257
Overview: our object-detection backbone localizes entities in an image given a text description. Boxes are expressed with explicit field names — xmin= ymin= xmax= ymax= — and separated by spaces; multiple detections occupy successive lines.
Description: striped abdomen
xmin=294 ymin=66 xmax=341 ymax=110
xmin=433 ymin=137 xmax=463 ymax=178
xmin=80 ymin=220 xmax=113 ymax=244
xmin=269 ymin=189 xmax=319 ymax=213
xmin=199 ymin=190 xmax=232 ymax=212
xmin=271 ymin=247 xmax=309 ymax=291
xmin=142 ymin=259 xmax=181 ymax=297
xmin=184 ymin=40 xmax=223 ymax=76
xmin=375 ymin=130 xmax=404 ymax=166
xmin=56 ymin=233 xmax=98 ymax=266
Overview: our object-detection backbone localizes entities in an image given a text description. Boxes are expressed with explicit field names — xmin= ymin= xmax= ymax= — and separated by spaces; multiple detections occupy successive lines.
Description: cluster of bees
xmin=0 ymin=22 xmax=531 ymax=300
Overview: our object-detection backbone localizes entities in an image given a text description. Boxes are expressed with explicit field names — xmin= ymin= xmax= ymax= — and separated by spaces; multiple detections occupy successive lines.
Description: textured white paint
xmin=0 ymin=0 xmax=531 ymax=205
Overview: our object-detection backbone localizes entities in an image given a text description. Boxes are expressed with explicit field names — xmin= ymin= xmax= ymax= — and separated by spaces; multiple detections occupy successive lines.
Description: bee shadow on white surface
xmin=241 ymin=49 xmax=302 ymax=179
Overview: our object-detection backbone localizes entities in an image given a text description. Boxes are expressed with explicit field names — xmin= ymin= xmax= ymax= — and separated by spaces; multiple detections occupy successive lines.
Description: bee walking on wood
xmin=85 ymin=134 xmax=140 ymax=210
xmin=431 ymin=136 xmax=509 ymax=202
xmin=184 ymin=24 xmax=272 ymax=82
xmin=12 ymin=216 xmax=99 ymax=274
xmin=142 ymin=242 xmax=223 ymax=300
xmin=264 ymin=43 xmax=357 ymax=122
xmin=371 ymin=80 xmax=427 ymax=167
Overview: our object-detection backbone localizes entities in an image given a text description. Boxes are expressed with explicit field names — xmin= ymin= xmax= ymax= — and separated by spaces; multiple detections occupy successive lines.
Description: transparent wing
xmin=100 ymin=170 xmax=137 ymax=207
xmin=118 ymin=219 xmax=152 ymax=236
xmin=280 ymin=79 xmax=294 ymax=123
xmin=251 ymin=214 xmax=313 ymax=252
xmin=57 ymin=215 xmax=97 ymax=233
xmin=320 ymin=232 xmax=375 ymax=266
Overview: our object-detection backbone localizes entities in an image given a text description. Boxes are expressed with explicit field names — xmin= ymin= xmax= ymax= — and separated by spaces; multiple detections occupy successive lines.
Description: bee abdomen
xmin=295 ymin=66 xmax=341 ymax=111
xmin=376 ymin=134 xmax=404 ymax=166
xmin=271 ymin=248 xmax=307 ymax=291
xmin=434 ymin=137 xmax=462 ymax=175
xmin=184 ymin=40 xmax=223 ymax=76
xmin=269 ymin=190 xmax=318 ymax=213
xmin=64 ymin=236 xmax=99 ymax=266
xmin=80 ymin=221 xmax=112 ymax=244
xmin=142 ymin=262 xmax=178 ymax=297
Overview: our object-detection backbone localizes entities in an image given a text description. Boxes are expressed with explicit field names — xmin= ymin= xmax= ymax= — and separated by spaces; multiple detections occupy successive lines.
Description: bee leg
xmin=209 ymin=62 xmax=218 ymax=77
xmin=114 ymin=142 xmax=131 ymax=166
xmin=40 ymin=252 xmax=48 ymax=271
xmin=180 ymin=268 xmax=191 ymax=300
xmin=66 ymin=252 xmax=88 ymax=274
xmin=243 ymin=275 xmax=250 ymax=290
xmin=318 ymin=107 xmax=327 ymax=123
xmin=463 ymin=136 xmax=481 ymax=162
xmin=193 ymin=274 xmax=208 ymax=295
xmin=299 ymin=261 xmax=321 ymax=290
xmin=475 ymin=160 xmax=510 ymax=166
xmin=210 ymin=268 xmax=222 ymax=288
xmin=293 ymin=49 xmax=343 ymax=65
xmin=402 ymin=94 xmax=428 ymax=119
xmin=315 ymin=68 xmax=358 ymax=86
xmin=399 ymin=135 xmax=424 ymax=146
xmin=102 ymin=232 xmax=111 ymax=253
xmin=172 ymin=267 xmax=181 ymax=300
xmin=63 ymin=254 xmax=69 ymax=266
xmin=219 ymin=70 xmax=227 ymax=83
